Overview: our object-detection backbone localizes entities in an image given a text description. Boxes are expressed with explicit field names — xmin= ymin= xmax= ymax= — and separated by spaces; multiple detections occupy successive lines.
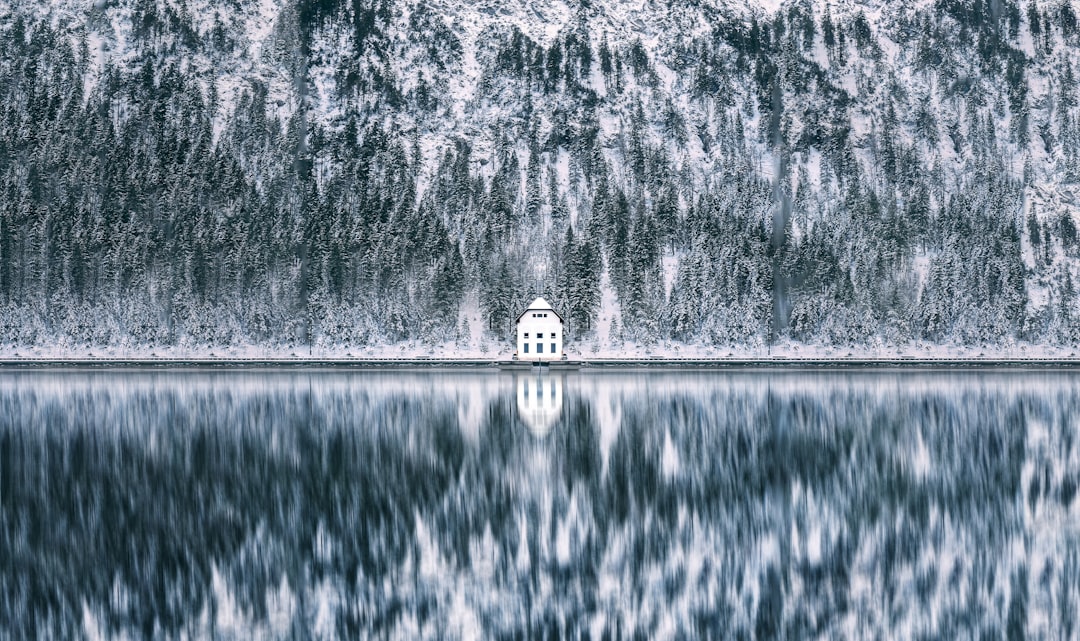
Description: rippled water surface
xmin=2 ymin=370 xmax=1079 ymax=640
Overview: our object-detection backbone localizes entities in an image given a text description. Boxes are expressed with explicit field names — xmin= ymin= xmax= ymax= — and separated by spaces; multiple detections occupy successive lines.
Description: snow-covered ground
xmin=1 ymin=339 xmax=1077 ymax=361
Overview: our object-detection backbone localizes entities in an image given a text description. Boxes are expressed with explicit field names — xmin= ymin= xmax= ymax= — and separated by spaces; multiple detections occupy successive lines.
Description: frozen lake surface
xmin=1 ymin=370 xmax=1078 ymax=640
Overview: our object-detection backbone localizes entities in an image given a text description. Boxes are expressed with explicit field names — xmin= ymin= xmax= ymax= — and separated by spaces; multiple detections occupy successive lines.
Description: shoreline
xmin=3 ymin=357 xmax=1080 ymax=370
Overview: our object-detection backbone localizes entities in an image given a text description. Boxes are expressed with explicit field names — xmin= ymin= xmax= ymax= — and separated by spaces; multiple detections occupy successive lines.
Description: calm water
xmin=1 ymin=370 xmax=1078 ymax=640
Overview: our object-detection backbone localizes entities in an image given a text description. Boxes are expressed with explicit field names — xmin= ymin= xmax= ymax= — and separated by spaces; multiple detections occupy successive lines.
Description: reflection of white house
xmin=516 ymin=375 xmax=563 ymax=436
xmin=515 ymin=297 xmax=564 ymax=361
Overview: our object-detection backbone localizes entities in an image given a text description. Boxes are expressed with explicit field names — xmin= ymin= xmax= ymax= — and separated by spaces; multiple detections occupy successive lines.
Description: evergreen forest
xmin=2 ymin=0 xmax=1080 ymax=352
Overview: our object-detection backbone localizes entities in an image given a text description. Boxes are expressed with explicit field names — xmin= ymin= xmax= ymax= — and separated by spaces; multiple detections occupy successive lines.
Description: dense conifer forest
xmin=2 ymin=0 xmax=1080 ymax=351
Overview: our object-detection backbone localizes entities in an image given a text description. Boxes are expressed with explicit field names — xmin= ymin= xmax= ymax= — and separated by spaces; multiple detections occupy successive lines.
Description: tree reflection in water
xmin=0 ymin=371 xmax=1078 ymax=640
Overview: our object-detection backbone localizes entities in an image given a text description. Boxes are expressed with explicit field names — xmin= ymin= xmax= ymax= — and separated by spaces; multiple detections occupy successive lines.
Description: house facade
xmin=515 ymin=297 xmax=564 ymax=361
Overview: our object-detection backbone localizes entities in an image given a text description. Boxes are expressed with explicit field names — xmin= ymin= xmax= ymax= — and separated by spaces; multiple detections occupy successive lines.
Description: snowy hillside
xmin=1 ymin=0 xmax=1080 ymax=354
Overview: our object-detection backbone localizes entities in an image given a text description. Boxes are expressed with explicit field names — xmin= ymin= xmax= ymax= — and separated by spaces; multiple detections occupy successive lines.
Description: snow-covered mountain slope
xmin=1 ymin=0 xmax=1079 ymax=351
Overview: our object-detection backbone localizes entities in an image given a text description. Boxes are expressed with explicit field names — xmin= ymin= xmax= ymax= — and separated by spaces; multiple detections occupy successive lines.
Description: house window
xmin=537 ymin=333 xmax=544 ymax=339
xmin=524 ymin=333 xmax=529 ymax=338
xmin=537 ymin=343 xmax=543 ymax=353
xmin=551 ymin=343 xmax=556 ymax=353
xmin=524 ymin=344 xmax=529 ymax=354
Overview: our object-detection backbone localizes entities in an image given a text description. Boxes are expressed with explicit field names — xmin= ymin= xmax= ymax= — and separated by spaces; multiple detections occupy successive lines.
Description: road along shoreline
xmin=3 ymin=357 xmax=1080 ymax=370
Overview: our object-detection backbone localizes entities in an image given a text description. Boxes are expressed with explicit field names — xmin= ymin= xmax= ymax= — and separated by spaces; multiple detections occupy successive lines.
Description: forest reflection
xmin=1 ymin=370 xmax=1078 ymax=640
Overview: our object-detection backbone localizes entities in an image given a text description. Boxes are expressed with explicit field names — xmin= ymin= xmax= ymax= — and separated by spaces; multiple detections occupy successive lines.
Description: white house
xmin=515 ymin=297 xmax=564 ymax=361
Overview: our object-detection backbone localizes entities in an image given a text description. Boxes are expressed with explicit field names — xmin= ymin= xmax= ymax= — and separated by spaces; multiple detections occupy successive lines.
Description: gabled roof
xmin=516 ymin=297 xmax=564 ymax=324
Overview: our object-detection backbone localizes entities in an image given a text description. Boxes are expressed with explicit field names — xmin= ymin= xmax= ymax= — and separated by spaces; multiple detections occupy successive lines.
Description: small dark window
xmin=537 ymin=333 xmax=544 ymax=339
xmin=524 ymin=333 xmax=529 ymax=338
